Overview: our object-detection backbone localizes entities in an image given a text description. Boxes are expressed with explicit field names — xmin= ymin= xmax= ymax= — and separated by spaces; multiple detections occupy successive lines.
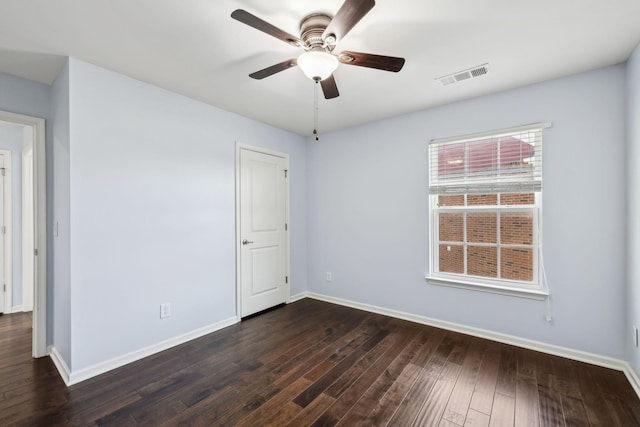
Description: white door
xmin=238 ymin=147 xmax=289 ymax=317
xmin=0 ymin=154 xmax=5 ymax=314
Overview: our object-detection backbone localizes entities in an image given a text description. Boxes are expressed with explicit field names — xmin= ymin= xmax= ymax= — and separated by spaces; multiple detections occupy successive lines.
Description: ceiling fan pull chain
xmin=313 ymin=79 xmax=319 ymax=141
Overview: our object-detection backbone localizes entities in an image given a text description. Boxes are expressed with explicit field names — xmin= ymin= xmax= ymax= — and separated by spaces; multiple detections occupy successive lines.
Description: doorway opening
xmin=0 ymin=111 xmax=47 ymax=358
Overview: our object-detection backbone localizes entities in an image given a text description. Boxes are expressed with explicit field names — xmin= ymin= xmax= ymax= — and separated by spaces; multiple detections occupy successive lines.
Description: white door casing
xmin=22 ymin=142 xmax=34 ymax=312
xmin=236 ymin=145 xmax=289 ymax=318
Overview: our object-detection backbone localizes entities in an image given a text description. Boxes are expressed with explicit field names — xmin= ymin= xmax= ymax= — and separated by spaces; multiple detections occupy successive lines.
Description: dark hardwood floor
xmin=2 ymin=299 xmax=640 ymax=426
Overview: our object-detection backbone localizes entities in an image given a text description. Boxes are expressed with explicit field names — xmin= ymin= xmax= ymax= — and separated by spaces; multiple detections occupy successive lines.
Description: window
xmin=427 ymin=123 xmax=550 ymax=298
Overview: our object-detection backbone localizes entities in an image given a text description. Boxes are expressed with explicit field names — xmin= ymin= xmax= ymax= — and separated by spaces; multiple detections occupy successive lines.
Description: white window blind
xmin=429 ymin=123 xmax=550 ymax=195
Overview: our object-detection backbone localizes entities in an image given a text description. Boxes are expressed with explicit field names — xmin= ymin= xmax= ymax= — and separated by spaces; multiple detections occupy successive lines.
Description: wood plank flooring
xmin=1 ymin=299 xmax=639 ymax=426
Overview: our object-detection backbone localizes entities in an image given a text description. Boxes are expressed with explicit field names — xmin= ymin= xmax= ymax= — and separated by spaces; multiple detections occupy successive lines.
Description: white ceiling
xmin=1 ymin=0 xmax=639 ymax=136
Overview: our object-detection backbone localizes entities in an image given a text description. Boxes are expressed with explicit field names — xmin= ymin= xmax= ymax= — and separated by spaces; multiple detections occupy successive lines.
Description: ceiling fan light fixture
xmin=297 ymin=50 xmax=339 ymax=81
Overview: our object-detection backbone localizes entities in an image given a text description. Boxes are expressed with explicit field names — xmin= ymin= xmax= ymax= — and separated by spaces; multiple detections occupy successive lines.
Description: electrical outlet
xmin=326 ymin=272 xmax=333 ymax=282
xmin=160 ymin=303 xmax=171 ymax=319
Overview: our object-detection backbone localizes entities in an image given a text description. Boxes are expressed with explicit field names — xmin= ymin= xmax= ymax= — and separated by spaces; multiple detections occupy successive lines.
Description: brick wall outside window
xmin=436 ymin=193 xmax=536 ymax=283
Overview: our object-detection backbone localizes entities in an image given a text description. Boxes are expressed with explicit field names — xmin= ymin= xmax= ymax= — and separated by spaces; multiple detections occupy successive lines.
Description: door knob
xmin=242 ymin=239 xmax=254 ymax=245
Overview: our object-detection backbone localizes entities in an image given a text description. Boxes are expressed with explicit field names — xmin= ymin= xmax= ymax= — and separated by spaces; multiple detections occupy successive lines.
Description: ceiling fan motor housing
xmin=300 ymin=14 xmax=333 ymax=49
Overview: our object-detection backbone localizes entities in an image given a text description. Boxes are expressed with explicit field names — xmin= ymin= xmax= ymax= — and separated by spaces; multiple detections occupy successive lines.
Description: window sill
xmin=425 ymin=276 xmax=548 ymax=300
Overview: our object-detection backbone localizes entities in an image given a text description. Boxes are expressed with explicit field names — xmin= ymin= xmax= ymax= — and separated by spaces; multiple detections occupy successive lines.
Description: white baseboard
xmin=288 ymin=292 xmax=309 ymax=303
xmin=623 ymin=362 xmax=640 ymax=398
xmin=304 ymin=292 xmax=638 ymax=392
xmin=3 ymin=304 xmax=27 ymax=314
xmin=48 ymin=345 xmax=71 ymax=385
xmin=4 ymin=305 xmax=32 ymax=313
xmin=53 ymin=316 xmax=238 ymax=386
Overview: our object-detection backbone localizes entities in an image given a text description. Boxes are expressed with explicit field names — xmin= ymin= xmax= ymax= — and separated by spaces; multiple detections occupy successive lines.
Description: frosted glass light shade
xmin=297 ymin=51 xmax=339 ymax=81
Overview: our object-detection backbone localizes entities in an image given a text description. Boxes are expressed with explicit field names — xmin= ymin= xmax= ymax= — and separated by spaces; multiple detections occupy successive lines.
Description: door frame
xmin=0 ymin=110 xmax=47 ymax=358
xmin=0 ymin=149 xmax=13 ymax=316
xmin=235 ymin=143 xmax=290 ymax=321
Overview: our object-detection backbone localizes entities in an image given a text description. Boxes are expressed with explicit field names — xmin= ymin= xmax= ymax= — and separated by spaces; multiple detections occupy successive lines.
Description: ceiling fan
xmin=231 ymin=0 xmax=406 ymax=100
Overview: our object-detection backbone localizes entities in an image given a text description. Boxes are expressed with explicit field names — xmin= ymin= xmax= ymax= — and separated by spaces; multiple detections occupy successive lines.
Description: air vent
xmin=470 ymin=65 xmax=488 ymax=77
xmin=454 ymin=71 xmax=471 ymax=82
xmin=439 ymin=76 xmax=456 ymax=86
xmin=436 ymin=63 xmax=489 ymax=86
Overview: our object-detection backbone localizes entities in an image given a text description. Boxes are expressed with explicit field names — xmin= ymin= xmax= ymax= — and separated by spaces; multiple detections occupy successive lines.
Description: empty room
xmin=2 ymin=0 xmax=640 ymax=425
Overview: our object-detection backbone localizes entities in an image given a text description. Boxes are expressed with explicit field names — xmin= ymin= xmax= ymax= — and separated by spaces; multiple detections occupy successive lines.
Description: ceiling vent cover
xmin=437 ymin=63 xmax=489 ymax=86
xmin=470 ymin=65 xmax=488 ymax=77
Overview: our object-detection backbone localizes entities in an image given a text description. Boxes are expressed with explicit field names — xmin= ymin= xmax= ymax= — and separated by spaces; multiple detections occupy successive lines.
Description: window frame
xmin=425 ymin=123 xmax=550 ymax=300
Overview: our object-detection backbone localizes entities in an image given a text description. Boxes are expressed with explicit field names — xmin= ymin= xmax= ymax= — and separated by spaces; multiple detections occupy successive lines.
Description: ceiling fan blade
xmin=249 ymin=59 xmax=298 ymax=80
xmin=231 ymin=9 xmax=303 ymax=47
xmin=320 ymin=75 xmax=340 ymax=99
xmin=322 ymin=0 xmax=375 ymax=42
xmin=338 ymin=51 xmax=405 ymax=72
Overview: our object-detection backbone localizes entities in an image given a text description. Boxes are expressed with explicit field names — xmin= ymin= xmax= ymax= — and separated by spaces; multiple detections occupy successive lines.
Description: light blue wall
xmin=0 ymin=122 xmax=23 ymax=309
xmin=306 ymin=65 xmax=627 ymax=358
xmin=627 ymin=42 xmax=640 ymax=374
xmin=50 ymin=60 xmax=72 ymax=366
xmin=0 ymin=71 xmax=49 ymax=119
xmin=65 ymin=59 xmax=306 ymax=370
